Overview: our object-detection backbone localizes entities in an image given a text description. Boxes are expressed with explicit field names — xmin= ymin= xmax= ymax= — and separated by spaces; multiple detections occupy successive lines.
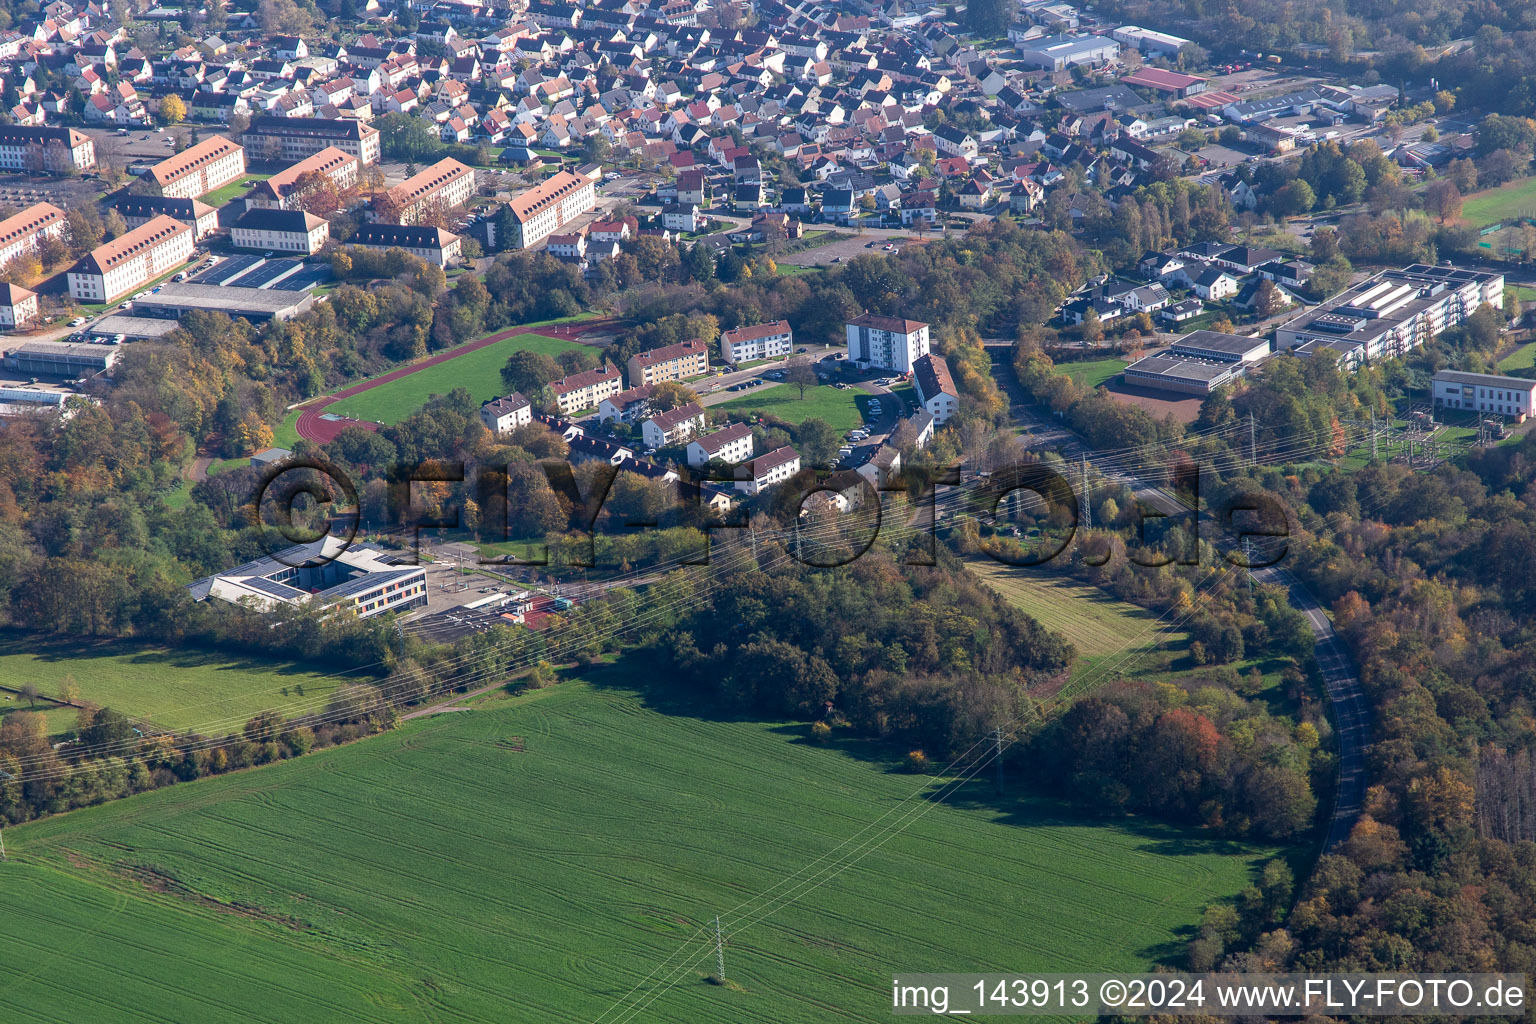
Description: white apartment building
xmin=67 ymin=215 xmax=194 ymax=304
xmin=504 ymin=170 xmax=598 ymax=248
xmin=641 ymin=402 xmax=706 ymax=448
xmin=141 ymin=135 xmax=246 ymax=199
xmin=735 ymin=445 xmax=801 ymax=495
xmin=0 ymin=202 xmax=65 ymax=267
xmin=248 ymin=146 xmax=359 ymax=209
xmin=686 ymin=422 xmax=754 ymax=466
xmin=626 ymin=338 xmax=709 ymax=386
xmin=1277 ymin=264 xmax=1506 ymax=371
xmin=230 ymin=208 xmax=330 ymax=255
xmin=344 ymin=225 xmax=462 ymax=267
xmin=912 ymin=353 xmax=960 ymax=424
xmin=720 ymin=320 xmax=793 ymax=363
xmin=846 ymin=312 xmax=931 ymax=371
xmin=241 ymin=116 xmax=382 ymax=166
xmin=481 ymin=392 xmax=533 ymax=433
xmin=0 ymin=283 xmax=39 ymax=329
xmin=376 ymin=158 xmax=476 ymax=225
xmin=0 ymin=126 xmax=95 ymax=173
xmin=550 ymin=363 xmax=623 ymax=415
xmin=1432 ymin=370 xmax=1536 ymax=422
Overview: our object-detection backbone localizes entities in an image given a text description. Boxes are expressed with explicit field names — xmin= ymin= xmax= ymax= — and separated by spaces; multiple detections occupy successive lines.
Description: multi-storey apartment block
xmin=845 ymin=313 xmax=931 ymax=372
xmin=626 ymin=338 xmax=709 ymax=386
xmin=720 ymin=320 xmax=793 ymax=363
xmin=67 ymin=215 xmax=194 ymax=304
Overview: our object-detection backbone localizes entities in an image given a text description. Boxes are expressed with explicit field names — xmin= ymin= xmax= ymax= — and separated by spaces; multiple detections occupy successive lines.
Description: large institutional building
xmin=344 ymin=224 xmax=463 ymax=266
xmin=0 ymin=126 xmax=95 ymax=173
xmin=1122 ymin=330 xmax=1272 ymax=395
xmin=504 ymin=171 xmax=597 ymax=249
xmin=188 ymin=538 xmax=428 ymax=619
xmin=375 ymin=158 xmax=476 ymax=225
xmin=66 ymin=215 xmax=195 ymax=304
xmin=846 ymin=313 xmax=931 ymax=371
xmin=1276 ymin=264 xmax=1505 ymax=371
xmin=241 ymin=116 xmax=382 ymax=166
xmin=140 ymin=135 xmax=247 ymax=199
xmin=0 ymin=202 xmax=66 ymax=267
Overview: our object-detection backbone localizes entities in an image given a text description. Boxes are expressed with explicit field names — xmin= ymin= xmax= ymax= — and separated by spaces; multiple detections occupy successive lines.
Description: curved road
xmin=988 ymin=350 xmax=1370 ymax=853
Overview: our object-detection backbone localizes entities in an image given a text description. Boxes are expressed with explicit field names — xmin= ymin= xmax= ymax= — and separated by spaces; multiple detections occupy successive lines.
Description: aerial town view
xmin=2 ymin=0 xmax=1536 ymax=1017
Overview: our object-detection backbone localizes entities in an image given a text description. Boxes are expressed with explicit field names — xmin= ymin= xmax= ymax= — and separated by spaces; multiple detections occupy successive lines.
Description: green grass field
xmin=1060 ymin=357 xmax=1129 ymax=390
xmin=1461 ymin=175 xmax=1536 ymax=228
xmin=3 ymin=672 xmax=1278 ymax=1022
xmin=200 ymin=174 xmax=273 ymax=209
xmin=328 ymin=332 xmax=584 ymax=425
xmin=0 ymin=635 xmax=349 ymax=733
xmin=715 ymin=383 xmax=865 ymax=430
xmin=966 ymin=561 xmax=1191 ymax=686
xmin=1499 ymin=342 xmax=1536 ymax=372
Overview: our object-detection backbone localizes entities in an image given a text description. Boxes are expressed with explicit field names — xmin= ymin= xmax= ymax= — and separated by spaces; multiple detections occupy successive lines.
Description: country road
xmin=989 ymin=349 xmax=1371 ymax=854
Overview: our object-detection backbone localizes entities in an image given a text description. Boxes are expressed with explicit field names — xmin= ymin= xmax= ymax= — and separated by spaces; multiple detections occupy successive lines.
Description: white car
xmin=69 ymin=316 xmax=86 ymax=327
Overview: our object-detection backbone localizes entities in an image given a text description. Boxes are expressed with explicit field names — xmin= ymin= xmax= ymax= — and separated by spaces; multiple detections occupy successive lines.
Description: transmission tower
xmin=714 ymin=915 xmax=726 ymax=981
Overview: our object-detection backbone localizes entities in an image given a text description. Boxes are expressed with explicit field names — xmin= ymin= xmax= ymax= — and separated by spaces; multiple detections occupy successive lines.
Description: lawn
xmin=200 ymin=173 xmax=273 ymax=210
xmin=3 ymin=672 xmax=1279 ymax=1023
xmin=714 ymin=382 xmax=865 ymax=431
xmin=1461 ymin=175 xmax=1536 ymax=228
xmin=1499 ymin=341 xmax=1536 ymax=372
xmin=0 ymin=635 xmax=350 ymax=734
xmin=328 ymin=332 xmax=585 ymax=425
xmin=1059 ymin=356 xmax=1129 ymax=390
xmin=966 ymin=560 xmax=1191 ymax=689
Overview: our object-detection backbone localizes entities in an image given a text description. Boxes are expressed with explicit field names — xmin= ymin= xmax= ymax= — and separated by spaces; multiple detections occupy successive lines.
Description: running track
xmin=295 ymin=317 xmax=617 ymax=444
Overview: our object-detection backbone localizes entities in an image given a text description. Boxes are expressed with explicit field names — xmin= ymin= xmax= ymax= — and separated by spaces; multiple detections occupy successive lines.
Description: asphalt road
xmin=990 ymin=351 xmax=1370 ymax=854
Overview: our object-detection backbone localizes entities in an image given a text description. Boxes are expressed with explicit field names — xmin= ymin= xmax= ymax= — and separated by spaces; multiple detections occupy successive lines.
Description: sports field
xmin=0 ymin=635 xmax=347 ymax=733
xmin=1461 ymin=175 xmax=1536 ymax=228
xmin=328 ymin=332 xmax=584 ymax=425
xmin=715 ymin=383 xmax=865 ymax=430
xmin=3 ymin=673 xmax=1277 ymax=1023
xmin=1059 ymin=357 xmax=1129 ymax=390
xmin=966 ymin=561 xmax=1189 ymax=683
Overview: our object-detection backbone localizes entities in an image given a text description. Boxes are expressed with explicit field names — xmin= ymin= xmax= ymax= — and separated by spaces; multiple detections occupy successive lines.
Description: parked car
xmin=68 ymin=316 xmax=86 ymax=327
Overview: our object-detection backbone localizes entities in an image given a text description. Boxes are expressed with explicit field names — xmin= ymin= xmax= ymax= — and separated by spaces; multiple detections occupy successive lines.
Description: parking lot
xmin=776 ymin=228 xmax=917 ymax=267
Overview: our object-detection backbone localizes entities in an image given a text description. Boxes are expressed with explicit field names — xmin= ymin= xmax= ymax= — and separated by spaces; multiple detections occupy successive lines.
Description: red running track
xmin=294 ymin=317 xmax=618 ymax=444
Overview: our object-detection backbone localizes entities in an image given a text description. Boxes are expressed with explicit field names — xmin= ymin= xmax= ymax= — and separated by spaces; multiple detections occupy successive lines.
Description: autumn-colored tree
xmin=158 ymin=94 xmax=185 ymax=125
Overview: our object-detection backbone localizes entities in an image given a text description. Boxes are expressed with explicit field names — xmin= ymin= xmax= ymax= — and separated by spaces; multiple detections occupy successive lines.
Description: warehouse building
xmin=1015 ymin=34 xmax=1120 ymax=71
xmin=1165 ymin=330 xmax=1272 ymax=365
xmin=1122 ymin=354 xmax=1242 ymax=395
xmin=1432 ymin=370 xmax=1536 ymax=422
xmin=1111 ymin=25 xmax=1193 ymax=56
xmin=187 ymin=538 xmax=428 ymax=619
xmin=1276 ymin=264 xmax=1505 ymax=371
xmin=4 ymin=340 xmax=122 ymax=378
xmin=129 ymin=283 xmax=315 ymax=322
xmin=66 ymin=215 xmax=195 ymax=304
xmin=241 ymin=116 xmax=381 ymax=166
